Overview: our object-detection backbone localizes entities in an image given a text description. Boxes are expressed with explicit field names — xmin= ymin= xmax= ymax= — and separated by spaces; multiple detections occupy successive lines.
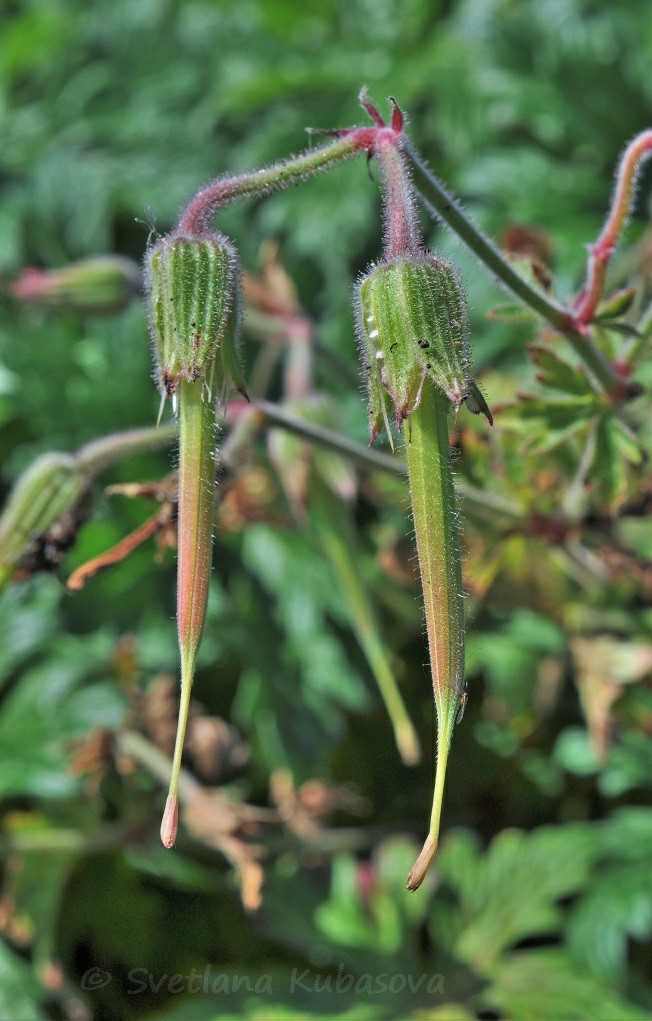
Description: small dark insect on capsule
xmin=456 ymin=685 xmax=469 ymax=725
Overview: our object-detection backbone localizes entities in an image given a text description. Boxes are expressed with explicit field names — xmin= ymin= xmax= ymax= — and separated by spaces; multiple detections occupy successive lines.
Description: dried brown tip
xmin=406 ymin=832 xmax=438 ymax=891
xmin=160 ymin=792 xmax=179 ymax=848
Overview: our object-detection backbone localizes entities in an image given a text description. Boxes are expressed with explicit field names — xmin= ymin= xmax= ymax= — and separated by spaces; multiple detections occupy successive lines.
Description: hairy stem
xmin=405 ymin=141 xmax=621 ymax=394
xmin=377 ymin=137 xmax=422 ymax=259
xmin=576 ymin=130 xmax=652 ymax=325
xmin=75 ymin=423 xmax=178 ymax=476
xmin=179 ymin=136 xmax=363 ymax=237
xmin=162 ymin=378 xmax=217 ymax=847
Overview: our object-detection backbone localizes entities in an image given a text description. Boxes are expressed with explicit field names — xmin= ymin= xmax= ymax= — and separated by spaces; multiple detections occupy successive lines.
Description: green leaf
xmin=528 ymin=345 xmax=592 ymax=396
xmin=486 ymin=303 xmax=538 ymax=322
xmin=434 ymin=825 xmax=598 ymax=974
xmin=0 ymin=582 xmax=60 ymax=694
xmin=0 ymin=633 xmax=125 ymax=799
xmin=0 ymin=938 xmax=46 ymax=1021
xmin=484 ymin=948 xmax=649 ymax=1020
xmin=555 ymin=727 xmax=652 ymax=795
xmin=499 ymin=394 xmax=598 ymax=454
xmin=592 ymin=414 xmax=641 ymax=509
xmin=233 ymin=526 xmax=370 ymax=774
xmin=595 ymin=288 xmax=637 ymax=320
xmin=316 ymin=855 xmax=404 ymax=955
xmin=567 ymin=859 xmax=652 ymax=985
xmin=466 ymin=609 xmax=565 ymax=717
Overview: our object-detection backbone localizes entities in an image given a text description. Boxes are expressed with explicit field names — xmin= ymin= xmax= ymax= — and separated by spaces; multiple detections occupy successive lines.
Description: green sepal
xmin=0 ymin=453 xmax=91 ymax=583
xmin=594 ymin=287 xmax=636 ymax=321
xmin=214 ymin=282 xmax=248 ymax=402
xmin=147 ymin=233 xmax=237 ymax=394
xmin=357 ymin=255 xmax=488 ymax=440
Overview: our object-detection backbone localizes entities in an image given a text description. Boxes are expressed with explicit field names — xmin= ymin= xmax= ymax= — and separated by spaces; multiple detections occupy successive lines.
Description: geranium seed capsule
xmin=356 ymin=100 xmax=491 ymax=889
xmin=146 ymin=230 xmax=244 ymax=846
xmin=357 ymin=253 xmax=472 ymax=888
xmin=11 ymin=256 xmax=141 ymax=315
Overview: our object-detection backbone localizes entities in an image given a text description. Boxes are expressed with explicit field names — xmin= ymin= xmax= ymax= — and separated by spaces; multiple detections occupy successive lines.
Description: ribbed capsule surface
xmin=0 ymin=453 xmax=90 ymax=584
xmin=358 ymin=254 xmax=475 ymax=438
xmin=147 ymin=235 xmax=236 ymax=393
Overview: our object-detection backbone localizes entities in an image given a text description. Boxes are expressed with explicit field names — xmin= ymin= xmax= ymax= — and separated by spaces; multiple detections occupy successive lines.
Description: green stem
xmin=254 ymin=401 xmax=400 ymax=475
xmin=405 ymin=141 xmax=621 ymax=394
xmin=403 ymin=382 xmax=464 ymax=890
xmin=75 ymin=407 xmax=524 ymax=526
xmin=310 ymin=474 xmax=421 ymax=766
xmin=75 ymin=423 xmax=177 ymax=476
xmin=162 ymin=378 xmax=216 ymax=847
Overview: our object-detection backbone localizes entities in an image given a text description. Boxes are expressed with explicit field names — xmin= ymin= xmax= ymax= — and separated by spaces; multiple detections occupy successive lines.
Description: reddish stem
xmin=576 ymin=129 xmax=652 ymax=325
xmin=178 ymin=90 xmax=406 ymax=238
xmin=355 ymin=91 xmax=417 ymax=260
xmin=376 ymin=134 xmax=421 ymax=260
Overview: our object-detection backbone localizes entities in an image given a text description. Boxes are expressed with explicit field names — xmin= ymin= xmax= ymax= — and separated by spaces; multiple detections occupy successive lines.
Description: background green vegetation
xmin=0 ymin=0 xmax=650 ymax=1018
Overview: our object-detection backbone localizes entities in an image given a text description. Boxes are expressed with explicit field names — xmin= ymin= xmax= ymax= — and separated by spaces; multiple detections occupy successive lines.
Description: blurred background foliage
xmin=0 ymin=0 xmax=651 ymax=1018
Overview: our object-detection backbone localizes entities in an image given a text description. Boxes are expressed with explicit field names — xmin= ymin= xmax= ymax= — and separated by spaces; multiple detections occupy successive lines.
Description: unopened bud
xmin=357 ymin=255 xmax=491 ymax=440
xmin=0 ymin=453 xmax=91 ymax=586
xmin=11 ymin=257 xmax=141 ymax=314
xmin=146 ymin=233 xmax=240 ymax=397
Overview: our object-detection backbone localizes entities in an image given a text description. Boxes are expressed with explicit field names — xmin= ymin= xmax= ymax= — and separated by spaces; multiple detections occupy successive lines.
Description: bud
xmin=11 ymin=257 xmax=141 ymax=315
xmin=146 ymin=233 xmax=239 ymax=396
xmin=0 ymin=453 xmax=91 ymax=586
xmin=357 ymin=255 xmax=491 ymax=440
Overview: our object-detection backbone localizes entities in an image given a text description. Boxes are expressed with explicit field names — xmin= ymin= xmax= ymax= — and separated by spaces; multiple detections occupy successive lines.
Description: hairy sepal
xmin=357 ymin=255 xmax=486 ymax=441
xmin=146 ymin=233 xmax=238 ymax=395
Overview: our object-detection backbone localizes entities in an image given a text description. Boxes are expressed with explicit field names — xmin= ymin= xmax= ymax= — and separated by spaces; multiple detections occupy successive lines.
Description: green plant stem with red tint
xmin=403 ymin=382 xmax=463 ymax=889
xmin=575 ymin=130 xmax=652 ymax=326
xmin=179 ymin=135 xmax=372 ymax=237
xmin=363 ymin=98 xmax=468 ymax=888
xmin=161 ymin=378 xmax=216 ymax=847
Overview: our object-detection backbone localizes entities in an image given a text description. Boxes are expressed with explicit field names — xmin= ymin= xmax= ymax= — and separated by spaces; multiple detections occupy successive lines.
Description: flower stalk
xmin=179 ymin=135 xmax=368 ymax=237
xmin=575 ymin=130 xmax=652 ymax=326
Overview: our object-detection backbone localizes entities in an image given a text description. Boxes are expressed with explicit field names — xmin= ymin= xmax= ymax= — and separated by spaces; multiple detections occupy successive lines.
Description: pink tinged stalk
xmin=403 ymin=383 xmax=463 ymax=889
xmin=179 ymin=136 xmax=368 ymax=238
xmin=162 ymin=378 xmax=217 ymax=845
xmin=576 ymin=130 xmax=652 ymax=326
